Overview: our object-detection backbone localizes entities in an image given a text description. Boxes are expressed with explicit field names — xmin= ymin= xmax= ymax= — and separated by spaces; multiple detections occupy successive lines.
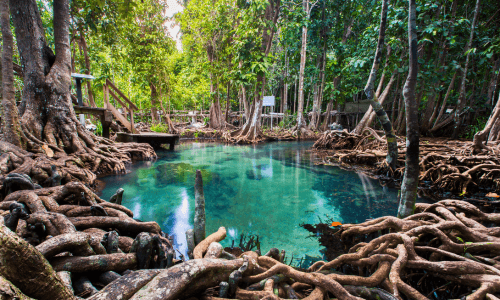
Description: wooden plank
xmin=106 ymin=100 xmax=134 ymax=133
xmin=73 ymin=106 xmax=106 ymax=116
xmin=105 ymin=79 xmax=139 ymax=111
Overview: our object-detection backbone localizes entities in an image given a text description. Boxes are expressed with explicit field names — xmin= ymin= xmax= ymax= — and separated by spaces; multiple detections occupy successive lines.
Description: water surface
xmin=99 ymin=142 xmax=417 ymax=263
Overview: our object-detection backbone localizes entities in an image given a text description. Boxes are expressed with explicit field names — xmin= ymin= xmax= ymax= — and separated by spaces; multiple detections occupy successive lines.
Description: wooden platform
xmin=116 ymin=132 xmax=180 ymax=150
xmin=74 ymin=105 xmax=113 ymax=138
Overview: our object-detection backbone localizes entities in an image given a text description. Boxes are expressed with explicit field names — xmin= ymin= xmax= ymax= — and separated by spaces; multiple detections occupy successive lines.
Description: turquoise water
xmin=99 ymin=142 xmax=416 ymax=262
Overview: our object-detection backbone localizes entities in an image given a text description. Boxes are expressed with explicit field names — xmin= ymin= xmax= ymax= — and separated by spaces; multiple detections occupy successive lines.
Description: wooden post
xmin=129 ymin=108 xmax=136 ymax=134
xmin=101 ymin=110 xmax=113 ymax=139
xmin=103 ymin=84 xmax=108 ymax=109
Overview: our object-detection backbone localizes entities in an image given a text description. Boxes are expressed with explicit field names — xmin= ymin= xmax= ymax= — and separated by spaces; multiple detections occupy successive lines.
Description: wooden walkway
xmin=74 ymin=105 xmax=113 ymax=138
xmin=116 ymin=132 xmax=180 ymax=150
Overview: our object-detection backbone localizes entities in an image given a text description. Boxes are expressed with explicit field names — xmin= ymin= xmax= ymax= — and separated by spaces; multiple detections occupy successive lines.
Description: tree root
xmin=5 ymin=174 xmax=500 ymax=300
xmin=313 ymin=131 xmax=500 ymax=197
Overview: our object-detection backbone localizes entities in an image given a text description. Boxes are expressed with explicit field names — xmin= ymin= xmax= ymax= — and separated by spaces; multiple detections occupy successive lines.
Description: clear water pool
xmin=98 ymin=141 xmax=417 ymax=263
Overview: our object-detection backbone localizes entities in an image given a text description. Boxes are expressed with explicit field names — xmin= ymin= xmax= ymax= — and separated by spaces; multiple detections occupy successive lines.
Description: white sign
xmin=263 ymin=96 xmax=275 ymax=107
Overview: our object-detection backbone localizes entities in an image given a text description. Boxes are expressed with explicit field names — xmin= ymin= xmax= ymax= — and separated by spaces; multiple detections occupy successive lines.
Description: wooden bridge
xmin=72 ymin=75 xmax=179 ymax=149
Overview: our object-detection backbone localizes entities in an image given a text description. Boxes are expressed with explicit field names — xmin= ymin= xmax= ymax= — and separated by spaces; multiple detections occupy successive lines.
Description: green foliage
xmin=95 ymin=122 xmax=103 ymax=136
xmin=461 ymin=116 xmax=489 ymax=140
xmin=150 ymin=123 xmax=169 ymax=133
xmin=45 ymin=0 xmax=500 ymax=134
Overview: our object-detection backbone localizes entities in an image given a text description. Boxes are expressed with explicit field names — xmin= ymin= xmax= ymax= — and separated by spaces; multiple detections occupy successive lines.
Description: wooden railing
xmin=103 ymin=79 xmax=138 ymax=134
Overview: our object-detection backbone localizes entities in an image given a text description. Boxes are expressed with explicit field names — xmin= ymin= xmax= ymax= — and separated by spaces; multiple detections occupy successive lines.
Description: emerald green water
xmin=99 ymin=141 xmax=419 ymax=263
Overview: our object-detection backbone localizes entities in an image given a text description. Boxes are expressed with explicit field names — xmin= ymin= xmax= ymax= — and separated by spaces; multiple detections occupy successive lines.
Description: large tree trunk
xmin=451 ymin=0 xmax=480 ymax=138
xmin=1 ymin=0 xmax=26 ymax=148
xmin=360 ymin=0 xmax=397 ymax=171
xmin=9 ymin=0 xmax=155 ymax=180
xmin=397 ymin=0 xmax=419 ymax=218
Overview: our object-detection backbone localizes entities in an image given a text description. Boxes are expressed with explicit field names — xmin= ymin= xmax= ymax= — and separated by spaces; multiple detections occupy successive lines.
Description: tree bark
xmin=473 ymin=91 xmax=500 ymax=152
xmin=360 ymin=0 xmax=397 ymax=170
xmin=150 ymin=83 xmax=159 ymax=124
xmin=225 ymin=82 xmax=230 ymax=122
xmin=296 ymin=0 xmax=309 ymax=132
xmin=397 ymin=0 xmax=419 ymax=218
xmin=1 ymin=0 xmax=25 ymax=148
xmin=352 ymin=46 xmax=392 ymax=135
xmin=310 ymin=42 xmax=327 ymax=131
xmin=451 ymin=0 xmax=481 ymax=138
xmin=241 ymin=85 xmax=249 ymax=121
xmin=9 ymin=0 xmax=155 ymax=177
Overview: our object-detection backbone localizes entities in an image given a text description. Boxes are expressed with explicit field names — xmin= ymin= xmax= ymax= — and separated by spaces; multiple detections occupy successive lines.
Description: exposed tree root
xmin=4 ymin=175 xmax=500 ymax=299
xmin=0 ymin=136 xmax=155 ymax=189
xmin=313 ymin=130 xmax=500 ymax=197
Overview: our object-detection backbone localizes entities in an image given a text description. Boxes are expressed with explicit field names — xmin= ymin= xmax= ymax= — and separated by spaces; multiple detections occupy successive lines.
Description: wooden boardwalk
xmin=116 ymin=132 xmax=180 ymax=150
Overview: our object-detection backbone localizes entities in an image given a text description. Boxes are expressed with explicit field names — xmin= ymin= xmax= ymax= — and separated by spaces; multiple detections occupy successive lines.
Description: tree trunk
xmin=352 ymin=45 xmax=392 ymax=135
xmin=353 ymin=72 xmax=396 ymax=134
xmin=209 ymin=77 xmax=224 ymax=129
xmin=451 ymin=0 xmax=480 ymax=138
xmin=1 ymin=0 xmax=25 ymax=148
xmin=310 ymin=43 xmax=327 ymax=131
xmin=365 ymin=73 xmax=397 ymax=128
xmin=486 ymin=58 xmax=500 ymax=106
xmin=241 ymin=85 xmax=249 ymax=121
xmin=397 ymin=0 xmax=419 ymax=218
xmin=430 ymin=71 xmax=458 ymax=132
xmin=283 ymin=53 xmax=288 ymax=116
xmin=296 ymin=3 xmax=308 ymax=132
xmin=472 ymin=92 xmax=500 ymax=152
xmin=229 ymin=0 xmax=280 ymax=142
xmin=225 ymin=82 xmax=230 ymax=122
xmin=150 ymin=83 xmax=159 ymax=124
xmin=321 ymin=77 xmax=340 ymax=131
xmin=9 ymin=0 xmax=154 ymax=178
xmin=390 ymin=75 xmax=401 ymax=124
xmin=360 ymin=0 xmax=397 ymax=170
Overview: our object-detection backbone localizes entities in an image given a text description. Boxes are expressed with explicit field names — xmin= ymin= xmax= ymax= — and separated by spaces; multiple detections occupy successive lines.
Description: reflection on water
xmin=99 ymin=141 xmax=423 ymax=262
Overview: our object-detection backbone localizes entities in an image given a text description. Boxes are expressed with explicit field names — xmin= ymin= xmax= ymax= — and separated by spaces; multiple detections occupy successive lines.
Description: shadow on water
xmin=98 ymin=141 xmax=427 ymax=263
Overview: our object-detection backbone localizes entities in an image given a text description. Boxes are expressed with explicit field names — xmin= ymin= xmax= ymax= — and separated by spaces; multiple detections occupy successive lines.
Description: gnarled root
xmin=303 ymin=199 xmax=500 ymax=299
xmin=0 ymin=225 xmax=77 ymax=300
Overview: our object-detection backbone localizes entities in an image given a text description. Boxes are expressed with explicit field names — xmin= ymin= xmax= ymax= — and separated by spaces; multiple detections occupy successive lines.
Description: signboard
xmin=263 ymin=96 xmax=275 ymax=107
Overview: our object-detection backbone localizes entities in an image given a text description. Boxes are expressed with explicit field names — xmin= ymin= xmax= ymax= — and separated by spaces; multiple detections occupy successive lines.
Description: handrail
xmin=105 ymin=79 xmax=139 ymax=111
